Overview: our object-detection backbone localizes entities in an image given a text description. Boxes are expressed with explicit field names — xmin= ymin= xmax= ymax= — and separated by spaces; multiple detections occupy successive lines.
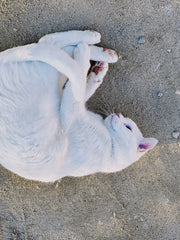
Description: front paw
xmin=89 ymin=61 xmax=108 ymax=84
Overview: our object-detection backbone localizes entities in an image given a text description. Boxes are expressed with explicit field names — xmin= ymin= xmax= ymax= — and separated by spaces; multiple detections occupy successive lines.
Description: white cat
xmin=0 ymin=30 xmax=158 ymax=182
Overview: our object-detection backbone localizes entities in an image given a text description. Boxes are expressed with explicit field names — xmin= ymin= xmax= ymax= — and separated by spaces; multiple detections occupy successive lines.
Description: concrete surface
xmin=0 ymin=0 xmax=180 ymax=239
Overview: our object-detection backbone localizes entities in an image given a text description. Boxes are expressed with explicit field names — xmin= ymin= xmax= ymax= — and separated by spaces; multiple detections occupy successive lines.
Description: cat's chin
xmin=104 ymin=114 xmax=114 ymax=129
xmin=104 ymin=113 xmax=121 ymax=132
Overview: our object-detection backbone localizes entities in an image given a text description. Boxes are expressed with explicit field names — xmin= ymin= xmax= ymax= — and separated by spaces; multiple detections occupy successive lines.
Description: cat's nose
xmin=115 ymin=113 xmax=121 ymax=118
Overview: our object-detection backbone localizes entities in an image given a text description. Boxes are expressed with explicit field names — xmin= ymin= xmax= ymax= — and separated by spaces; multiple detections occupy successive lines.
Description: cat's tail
xmin=0 ymin=44 xmax=85 ymax=101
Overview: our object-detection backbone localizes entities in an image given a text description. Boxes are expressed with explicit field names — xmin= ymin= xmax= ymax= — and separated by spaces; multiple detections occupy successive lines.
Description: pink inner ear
xmin=139 ymin=144 xmax=149 ymax=152
xmin=138 ymin=138 xmax=158 ymax=152
xmin=139 ymin=144 xmax=148 ymax=150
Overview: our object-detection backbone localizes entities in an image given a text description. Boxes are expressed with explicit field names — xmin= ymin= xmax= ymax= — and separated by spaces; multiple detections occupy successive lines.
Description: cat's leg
xmin=73 ymin=42 xmax=91 ymax=76
xmin=39 ymin=30 xmax=118 ymax=68
xmin=84 ymin=46 xmax=118 ymax=101
xmin=0 ymin=44 xmax=85 ymax=101
xmin=60 ymin=42 xmax=90 ymax=131
xmin=89 ymin=46 xmax=118 ymax=63
xmin=39 ymin=30 xmax=118 ymax=62
xmin=62 ymin=45 xmax=118 ymax=63
xmin=39 ymin=30 xmax=101 ymax=48
xmin=85 ymin=61 xmax=108 ymax=101
xmin=57 ymin=45 xmax=118 ymax=98
xmin=39 ymin=30 xmax=102 ymax=92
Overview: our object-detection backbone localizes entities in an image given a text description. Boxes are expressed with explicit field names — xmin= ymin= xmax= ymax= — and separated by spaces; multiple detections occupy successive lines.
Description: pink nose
xmin=115 ymin=113 xmax=121 ymax=118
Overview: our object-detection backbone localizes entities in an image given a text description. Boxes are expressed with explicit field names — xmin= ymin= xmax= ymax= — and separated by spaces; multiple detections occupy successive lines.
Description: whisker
xmin=100 ymin=96 xmax=112 ymax=109
xmin=97 ymin=107 xmax=109 ymax=115
xmin=96 ymin=110 xmax=107 ymax=117
xmin=96 ymin=104 xmax=111 ymax=117
xmin=99 ymin=96 xmax=111 ymax=106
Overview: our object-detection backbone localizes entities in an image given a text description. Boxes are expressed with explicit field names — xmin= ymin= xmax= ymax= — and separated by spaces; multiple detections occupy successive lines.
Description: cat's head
xmin=104 ymin=113 xmax=158 ymax=167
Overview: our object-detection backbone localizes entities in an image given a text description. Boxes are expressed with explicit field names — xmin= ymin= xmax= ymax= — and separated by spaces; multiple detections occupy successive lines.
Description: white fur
xmin=0 ymin=30 xmax=158 ymax=182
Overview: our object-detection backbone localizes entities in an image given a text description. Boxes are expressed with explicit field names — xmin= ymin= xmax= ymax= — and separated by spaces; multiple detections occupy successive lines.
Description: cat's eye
xmin=125 ymin=124 xmax=132 ymax=131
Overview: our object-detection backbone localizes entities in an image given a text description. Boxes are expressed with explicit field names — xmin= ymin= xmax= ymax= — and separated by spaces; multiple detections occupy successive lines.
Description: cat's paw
xmin=88 ymin=61 xmax=108 ymax=84
xmin=92 ymin=61 xmax=107 ymax=75
xmin=102 ymin=48 xmax=118 ymax=63
xmin=89 ymin=46 xmax=118 ymax=63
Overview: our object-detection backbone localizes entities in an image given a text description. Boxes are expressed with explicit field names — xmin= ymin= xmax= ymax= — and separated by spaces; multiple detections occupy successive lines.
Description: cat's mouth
xmin=115 ymin=113 xmax=121 ymax=118
xmin=105 ymin=113 xmax=121 ymax=131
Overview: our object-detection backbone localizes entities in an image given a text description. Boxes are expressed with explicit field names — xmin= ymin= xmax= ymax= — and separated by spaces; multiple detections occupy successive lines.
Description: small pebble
xmin=98 ymin=220 xmax=103 ymax=225
xmin=154 ymin=63 xmax=161 ymax=72
xmin=167 ymin=48 xmax=171 ymax=53
xmin=166 ymin=8 xmax=172 ymax=14
xmin=138 ymin=36 xmax=146 ymax=44
xmin=157 ymin=92 xmax=163 ymax=97
xmin=175 ymin=90 xmax=180 ymax=95
xmin=172 ymin=131 xmax=180 ymax=139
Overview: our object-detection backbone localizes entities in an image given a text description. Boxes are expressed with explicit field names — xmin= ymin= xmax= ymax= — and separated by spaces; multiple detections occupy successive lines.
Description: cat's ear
xmin=138 ymin=138 xmax=158 ymax=153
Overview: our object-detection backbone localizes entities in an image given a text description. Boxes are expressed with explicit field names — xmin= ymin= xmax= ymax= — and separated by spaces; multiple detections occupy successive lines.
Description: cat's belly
xmin=0 ymin=61 xmax=68 ymax=181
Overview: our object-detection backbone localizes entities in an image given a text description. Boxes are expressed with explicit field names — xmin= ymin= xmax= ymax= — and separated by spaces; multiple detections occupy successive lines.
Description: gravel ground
xmin=0 ymin=1 xmax=180 ymax=239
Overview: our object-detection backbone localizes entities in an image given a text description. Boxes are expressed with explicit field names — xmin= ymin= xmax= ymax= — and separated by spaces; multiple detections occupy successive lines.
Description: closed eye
xmin=125 ymin=124 xmax=132 ymax=131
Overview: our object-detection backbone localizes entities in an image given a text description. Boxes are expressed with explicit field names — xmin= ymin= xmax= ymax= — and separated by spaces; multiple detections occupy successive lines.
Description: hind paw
xmin=89 ymin=46 xmax=118 ymax=63
xmin=89 ymin=61 xmax=108 ymax=84
xmin=102 ymin=48 xmax=118 ymax=63
xmin=92 ymin=62 xmax=107 ymax=75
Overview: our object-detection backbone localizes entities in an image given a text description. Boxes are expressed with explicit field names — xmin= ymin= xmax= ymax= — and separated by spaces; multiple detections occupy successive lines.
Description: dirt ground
xmin=0 ymin=0 xmax=180 ymax=239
